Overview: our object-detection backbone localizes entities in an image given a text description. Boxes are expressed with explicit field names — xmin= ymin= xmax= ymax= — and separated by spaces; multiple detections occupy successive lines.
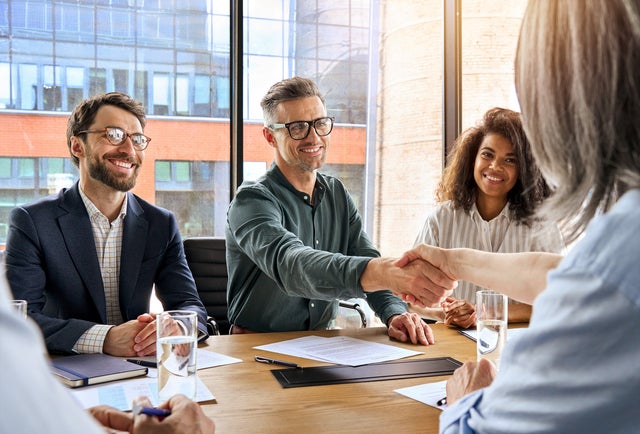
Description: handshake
xmin=362 ymin=244 xmax=561 ymax=312
xmin=361 ymin=244 xmax=459 ymax=308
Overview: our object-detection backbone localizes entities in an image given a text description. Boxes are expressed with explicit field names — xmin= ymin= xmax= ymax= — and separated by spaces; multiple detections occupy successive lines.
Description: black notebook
xmin=50 ymin=353 xmax=148 ymax=388
xmin=271 ymin=357 xmax=462 ymax=388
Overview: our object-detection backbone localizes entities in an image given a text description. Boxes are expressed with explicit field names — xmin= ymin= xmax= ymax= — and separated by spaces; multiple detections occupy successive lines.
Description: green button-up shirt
xmin=225 ymin=164 xmax=407 ymax=332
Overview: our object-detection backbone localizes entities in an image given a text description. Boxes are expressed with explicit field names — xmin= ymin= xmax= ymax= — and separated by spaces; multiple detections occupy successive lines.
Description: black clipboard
xmin=270 ymin=357 xmax=462 ymax=388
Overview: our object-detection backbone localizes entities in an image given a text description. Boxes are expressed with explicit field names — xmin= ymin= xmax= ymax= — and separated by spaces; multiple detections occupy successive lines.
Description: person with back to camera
xmin=225 ymin=76 xmax=455 ymax=345
xmin=397 ymin=1 xmax=640 ymax=431
xmin=4 ymin=92 xmax=209 ymax=356
xmin=411 ymin=107 xmax=564 ymax=328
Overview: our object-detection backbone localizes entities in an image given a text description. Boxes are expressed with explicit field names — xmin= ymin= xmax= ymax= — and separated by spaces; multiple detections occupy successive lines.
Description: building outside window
xmin=0 ymin=0 xmax=525 ymax=254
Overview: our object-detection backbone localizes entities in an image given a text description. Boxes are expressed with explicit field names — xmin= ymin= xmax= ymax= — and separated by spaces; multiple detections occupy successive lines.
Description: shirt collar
xmin=78 ymin=186 xmax=128 ymax=222
xmin=269 ymin=163 xmax=326 ymax=206
xmin=470 ymin=201 xmax=510 ymax=223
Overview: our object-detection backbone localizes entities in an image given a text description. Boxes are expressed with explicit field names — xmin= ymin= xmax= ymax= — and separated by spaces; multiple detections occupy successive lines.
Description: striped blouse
xmin=413 ymin=200 xmax=565 ymax=303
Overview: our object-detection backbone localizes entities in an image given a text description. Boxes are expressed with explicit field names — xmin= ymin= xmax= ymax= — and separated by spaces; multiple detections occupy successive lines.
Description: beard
xmin=290 ymin=147 xmax=327 ymax=173
xmin=87 ymin=152 xmax=140 ymax=192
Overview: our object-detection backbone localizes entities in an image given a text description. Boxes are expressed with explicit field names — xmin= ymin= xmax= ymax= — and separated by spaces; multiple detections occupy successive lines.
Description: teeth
xmin=300 ymin=147 xmax=321 ymax=153
xmin=113 ymin=160 xmax=133 ymax=168
xmin=486 ymin=175 xmax=502 ymax=182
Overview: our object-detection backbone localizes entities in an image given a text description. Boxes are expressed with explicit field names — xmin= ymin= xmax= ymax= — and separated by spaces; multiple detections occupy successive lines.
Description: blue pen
xmin=133 ymin=404 xmax=171 ymax=417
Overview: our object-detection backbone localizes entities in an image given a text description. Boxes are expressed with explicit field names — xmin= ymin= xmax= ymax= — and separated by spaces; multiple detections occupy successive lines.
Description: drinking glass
xmin=11 ymin=299 xmax=27 ymax=319
xmin=156 ymin=310 xmax=198 ymax=401
xmin=476 ymin=290 xmax=508 ymax=369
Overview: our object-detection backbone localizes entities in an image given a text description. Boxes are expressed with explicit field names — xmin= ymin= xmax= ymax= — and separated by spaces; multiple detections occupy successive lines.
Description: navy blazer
xmin=5 ymin=182 xmax=208 ymax=354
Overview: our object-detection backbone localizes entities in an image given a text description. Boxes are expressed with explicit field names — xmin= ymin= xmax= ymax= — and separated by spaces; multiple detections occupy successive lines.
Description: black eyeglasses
xmin=77 ymin=127 xmax=151 ymax=150
xmin=269 ymin=116 xmax=334 ymax=140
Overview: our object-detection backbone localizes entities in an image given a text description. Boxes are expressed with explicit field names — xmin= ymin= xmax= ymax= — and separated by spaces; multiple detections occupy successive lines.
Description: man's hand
xmin=445 ymin=359 xmax=497 ymax=405
xmin=131 ymin=395 xmax=215 ymax=434
xmin=387 ymin=312 xmax=435 ymax=345
xmin=361 ymin=256 xmax=457 ymax=308
xmin=394 ymin=244 xmax=459 ymax=308
xmin=89 ymin=404 xmax=133 ymax=433
xmin=89 ymin=394 xmax=216 ymax=434
xmin=103 ymin=315 xmax=157 ymax=357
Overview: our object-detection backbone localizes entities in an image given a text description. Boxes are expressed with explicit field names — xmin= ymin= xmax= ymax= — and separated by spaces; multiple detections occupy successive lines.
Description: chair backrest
xmin=183 ymin=237 xmax=230 ymax=335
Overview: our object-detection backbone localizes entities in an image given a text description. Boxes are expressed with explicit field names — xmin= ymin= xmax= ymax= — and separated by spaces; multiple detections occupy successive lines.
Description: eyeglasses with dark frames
xmin=268 ymin=116 xmax=335 ymax=140
xmin=77 ymin=127 xmax=151 ymax=150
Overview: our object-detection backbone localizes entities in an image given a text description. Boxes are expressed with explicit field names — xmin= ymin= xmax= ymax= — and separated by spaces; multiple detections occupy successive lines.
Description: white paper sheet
xmin=126 ymin=349 xmax=242 ymax=372
xmin=395 ymin=380 xmax=448 ymax=409
xmin=254 ymin=335 xmax=423 ymax=366
xmin=69 ymin=349 xmax=239 ymax=410
xmin=196 ymin=349 xmax=243 ymax=369
xmin=458 ymin=327 xmax=528 ymax=343
xmin=70 ymin=375 xmax=214 ymax=410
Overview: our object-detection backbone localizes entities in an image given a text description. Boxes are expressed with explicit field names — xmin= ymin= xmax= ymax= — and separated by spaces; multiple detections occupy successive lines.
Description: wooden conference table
xmin=196 ymin=323 xmax=478 ymax=434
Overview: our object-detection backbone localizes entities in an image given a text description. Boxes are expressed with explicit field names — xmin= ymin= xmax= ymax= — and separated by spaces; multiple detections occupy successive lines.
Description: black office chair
xmin=183 ymin=237 xmax=230 ymax=336
xmin=184 ymin=236 xmax=368 ymax=333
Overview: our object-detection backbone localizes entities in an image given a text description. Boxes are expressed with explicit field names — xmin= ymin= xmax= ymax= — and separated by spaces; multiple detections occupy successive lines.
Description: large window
xmin=0 ymin=0 xmax=525 ymax=253
xmin=460 ymin=0 xmax=527 ymax=129
xmin=1 ymin=0 xmax=234 ymax=245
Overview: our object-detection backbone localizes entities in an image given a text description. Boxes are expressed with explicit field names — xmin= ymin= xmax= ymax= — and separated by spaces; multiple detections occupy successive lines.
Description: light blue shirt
xmin=0 ymin=257 xmax=105 ymax=434
xmin=440 ymin=189 xmax=640 ymax=433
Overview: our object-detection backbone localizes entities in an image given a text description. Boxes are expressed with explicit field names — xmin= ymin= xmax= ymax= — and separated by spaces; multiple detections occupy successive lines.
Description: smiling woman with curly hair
xmin=411 ymin=107 xmax=564 ymax=327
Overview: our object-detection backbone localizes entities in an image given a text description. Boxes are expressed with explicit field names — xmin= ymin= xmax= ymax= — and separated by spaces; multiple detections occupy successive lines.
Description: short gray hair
xmin=260 ymin=77 xmax=326 ymax=126
xmin=515 ymin=0 xmax=640 ymax=243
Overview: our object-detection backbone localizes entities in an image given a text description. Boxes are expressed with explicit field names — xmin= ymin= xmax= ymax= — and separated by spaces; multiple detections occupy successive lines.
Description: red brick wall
xmin=1 ymin=113 xmax=366 ymax=203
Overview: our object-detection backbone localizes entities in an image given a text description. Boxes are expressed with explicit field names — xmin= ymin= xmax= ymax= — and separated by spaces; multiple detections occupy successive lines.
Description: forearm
xmin=408 ymin=304 xmax=445 ymax=322
xmin=451 ymin=249 xmax=563 ymax=304
xmin=508 ymin=303 xmax=532 ymax=323
xmin=359 ymin=257 xmax=395 ymax=292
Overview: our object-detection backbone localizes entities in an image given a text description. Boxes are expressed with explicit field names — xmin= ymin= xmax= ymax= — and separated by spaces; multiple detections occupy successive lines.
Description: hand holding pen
xmin=89 ymin=394 xmax=215 ymax=434
xmin=133 ymin=403 xmax=171 ymax=417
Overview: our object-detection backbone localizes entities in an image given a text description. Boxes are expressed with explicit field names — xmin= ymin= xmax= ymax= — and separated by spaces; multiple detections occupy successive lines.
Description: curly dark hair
xmin=436 ymin=107 xmax=551 ymax=225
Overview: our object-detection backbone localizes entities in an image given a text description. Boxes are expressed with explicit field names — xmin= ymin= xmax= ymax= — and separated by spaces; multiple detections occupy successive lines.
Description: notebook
xmin=270 ymin=357 xmax=462 ymax=388
xmin=50 ymin=353 xmax=148 ymax=388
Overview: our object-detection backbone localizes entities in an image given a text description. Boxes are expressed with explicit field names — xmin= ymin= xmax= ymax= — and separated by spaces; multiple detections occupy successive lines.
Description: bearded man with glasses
xmin=225 ymin=77 xmax=453 ymax=343
xmin=5 ymin=92 xmax=209 ymax=356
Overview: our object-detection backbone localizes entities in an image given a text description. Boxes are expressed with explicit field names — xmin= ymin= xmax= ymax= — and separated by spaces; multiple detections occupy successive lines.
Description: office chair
xmin=183 ymin=237 xmax=229 ymax=335
xmin=183 ymin=236 xmax=368 ymax=333
xmin=337 ymin=299 xmax=368 ymax=328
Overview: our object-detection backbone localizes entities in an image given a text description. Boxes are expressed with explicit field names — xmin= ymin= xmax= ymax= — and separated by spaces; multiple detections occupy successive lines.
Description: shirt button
xmin=303 ymin=195 xmax=309 ymax=200
xmin=310 ymin=303 xmax=315 ymax=308
xmin=315 ymin=240 xmax=319 ymax=245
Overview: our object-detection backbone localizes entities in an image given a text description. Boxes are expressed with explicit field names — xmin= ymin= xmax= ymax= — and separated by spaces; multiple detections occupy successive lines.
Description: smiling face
xmin=473 ymin=133 xmax=519 ymax=207
xmin=71 ymin=104 xmax=144 ymax=192
xmin=264 ymin=96 xmax=329 ymax=176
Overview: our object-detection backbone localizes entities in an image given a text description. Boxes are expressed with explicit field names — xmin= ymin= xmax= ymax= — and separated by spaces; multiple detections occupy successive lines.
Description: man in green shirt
xmin=225 ymin=77 xmax=454 ymax=344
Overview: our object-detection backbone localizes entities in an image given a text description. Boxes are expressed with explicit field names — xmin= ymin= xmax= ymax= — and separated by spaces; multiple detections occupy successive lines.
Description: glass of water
xmin=11 ymin=300 xmax=27 ymax=319
xmin=156 ymin=310 xmax=198 ymax=402
xmin=476 ymin=289 xmax=508 ymax=369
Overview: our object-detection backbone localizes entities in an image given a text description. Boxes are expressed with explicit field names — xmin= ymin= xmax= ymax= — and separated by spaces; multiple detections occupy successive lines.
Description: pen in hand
xmin=132 ymin=404 xmax=171 ymax=417
xmin=254 ymin=355 xmax=302 ymax=369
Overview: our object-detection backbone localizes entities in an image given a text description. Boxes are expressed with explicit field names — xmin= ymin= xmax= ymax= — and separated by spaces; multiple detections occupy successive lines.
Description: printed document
xmin=254 ymin=335 xmax=423 ymax=366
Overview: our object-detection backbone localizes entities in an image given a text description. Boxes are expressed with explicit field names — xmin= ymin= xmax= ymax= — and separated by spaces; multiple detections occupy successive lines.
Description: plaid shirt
xmin=72 ymin=187 xmax=127 ymax=354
